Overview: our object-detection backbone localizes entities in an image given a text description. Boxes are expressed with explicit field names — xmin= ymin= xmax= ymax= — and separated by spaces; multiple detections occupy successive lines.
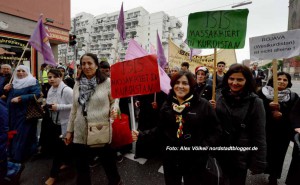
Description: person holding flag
xmin=4 ymin=65 xmax=41 ymax=163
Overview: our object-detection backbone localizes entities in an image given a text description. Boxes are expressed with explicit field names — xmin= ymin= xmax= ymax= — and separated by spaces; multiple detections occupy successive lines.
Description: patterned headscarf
xmin=262 ymin=86 xmax=291 ymax=103
xmin=78 ymin=75 xmax=97 ymax=115
xmin=172 ymin=95 xmax=193 ymax=138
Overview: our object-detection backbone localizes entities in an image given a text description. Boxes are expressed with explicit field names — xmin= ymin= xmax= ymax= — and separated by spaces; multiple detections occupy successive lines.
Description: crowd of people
xmin=0 ymin=55 xmax=299 ymax=185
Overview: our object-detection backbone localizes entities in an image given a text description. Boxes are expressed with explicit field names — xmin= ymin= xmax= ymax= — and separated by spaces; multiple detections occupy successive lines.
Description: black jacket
xmin=216 ymin=90 xmax=267 ymax=173
xmin=252 ymin=69 xmax=265 ymax=87
xmin=139 ymin=94 xmax=222 ymax=167
xmin=195 ymin=83 xmax=212 ymax=101
xmin=159 ymin=95 xmax=221 ymax=168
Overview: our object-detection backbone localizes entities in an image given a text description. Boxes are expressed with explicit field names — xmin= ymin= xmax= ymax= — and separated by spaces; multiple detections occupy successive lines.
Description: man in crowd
xmin=210 ymin=61 xmax=226 ymax=89
xmin=0 ymin=64 xmax=12 ymax=100
xmin=180 ymin=61 xmax=190 ymax=72
xmin=251 ymin=62 xmax=265 ymax=91
xmin=100 ymin=61 xmax=110 ymax=77
xmin=39 ymin=64 xmax=50 ymax=98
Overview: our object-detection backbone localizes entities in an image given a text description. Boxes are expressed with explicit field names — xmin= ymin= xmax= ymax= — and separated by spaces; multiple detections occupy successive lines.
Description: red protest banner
xmin=111 ymin=55 xmax=160 ymax=98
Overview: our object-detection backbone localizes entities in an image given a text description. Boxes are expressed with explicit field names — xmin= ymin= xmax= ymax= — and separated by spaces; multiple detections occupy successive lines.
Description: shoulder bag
xmin=26 ymin=94 xmax=44 ymax=120
xmin=86 ymin=118 xmax=112 ymax=148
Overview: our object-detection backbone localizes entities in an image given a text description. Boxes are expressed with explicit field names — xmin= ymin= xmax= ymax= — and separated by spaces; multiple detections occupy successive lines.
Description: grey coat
xmin=215 ymin=91 xmax=267 ymax=173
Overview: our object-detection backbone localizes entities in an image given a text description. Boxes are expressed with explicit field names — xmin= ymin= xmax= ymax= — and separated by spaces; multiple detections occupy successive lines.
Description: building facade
xmin=58 ymin=7 xmax=185 ymax=64
xmin=284 ymin=0 xmax=300 ymax=77
xmin=0 ymin=0 xmax=70 ymax=76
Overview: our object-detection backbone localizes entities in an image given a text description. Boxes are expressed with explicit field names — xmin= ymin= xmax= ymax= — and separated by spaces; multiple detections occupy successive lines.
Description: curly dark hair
xmin=77 ymin=53 xmax=106 ymax=84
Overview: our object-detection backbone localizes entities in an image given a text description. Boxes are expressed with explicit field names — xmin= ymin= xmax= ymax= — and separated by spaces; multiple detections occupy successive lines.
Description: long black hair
xmin=76 ymin=53 xmax=106 ymax=84
xmin=222 ymin=63 xmax=256 ymax=93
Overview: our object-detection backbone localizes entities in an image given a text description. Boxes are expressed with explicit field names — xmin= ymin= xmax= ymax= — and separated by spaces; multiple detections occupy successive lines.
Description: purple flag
xmin=156 ymin=31 xmax=167 ymax=68
xmin=158 ymin=65 xmax=171 ymax=95
xmin=29 ymin=17 xmax=56 ymax=66
xmin=124 ymin=38 xmax=171 ymax=94
xmin=125 ymin=39 xmax=148 ymax=60
xmin=150 ymin=43 xmax=156 ymax=54
xmin=117 ymin=3 xmax=126 ymax=44
xmin=189 ymin=48 xmax=202 ymax=60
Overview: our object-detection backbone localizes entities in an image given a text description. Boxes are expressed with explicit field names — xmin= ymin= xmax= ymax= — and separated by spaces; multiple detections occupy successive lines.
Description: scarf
xmin=78 ymin=75 xmax=97 ymax=115
xmin=12 ymin=65 xmax=36 ymax=89
xmin=262 ymin=86 xmax=290 ymax=103
xmin=172 ymin=95 xmax=193 ymax=138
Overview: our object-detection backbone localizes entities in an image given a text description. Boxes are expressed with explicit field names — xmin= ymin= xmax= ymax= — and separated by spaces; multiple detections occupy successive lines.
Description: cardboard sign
xmin=187 ymin=9 xmax=249 ymax=49
xmin=168 ymin=38 xmax=237 ymax=73
xmin=250 ymin=29 xmax=300 ymax=60
xmin=111 ymin=55 xmax=160 ymax=98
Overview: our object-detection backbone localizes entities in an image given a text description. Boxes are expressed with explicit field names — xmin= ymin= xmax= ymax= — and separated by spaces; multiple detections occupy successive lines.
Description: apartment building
xmin=58 ymin=7 xmax=185 ymax=64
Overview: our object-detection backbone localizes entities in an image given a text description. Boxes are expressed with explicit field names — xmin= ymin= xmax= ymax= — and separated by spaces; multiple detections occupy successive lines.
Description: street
xmin=291 ymin=80 xmax=300 ymax=95
xmin=18 ymin=80 xmax=300 ymax=185
xmin=19 ymin=144 xmax=293 ymax=185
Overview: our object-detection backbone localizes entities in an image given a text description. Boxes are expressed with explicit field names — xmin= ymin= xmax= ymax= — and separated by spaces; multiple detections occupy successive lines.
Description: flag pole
xmin=272 ymin=59 xmax=278 ymax=103
xmin=130 ymin=96 xmax=136 ymax=131
xmin=9 ymin=42 xmax=29 ymax=84
xmin=212 ymin=48 xmax=217 ymax=101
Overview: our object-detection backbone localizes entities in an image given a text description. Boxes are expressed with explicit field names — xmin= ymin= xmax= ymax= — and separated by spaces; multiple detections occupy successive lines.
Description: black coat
xmin=216 ymin=90 xmax=267 ymax=173
xmin=252 ymin=69 xmax=265 ymax=87
xmin=135 ymin=92 xmax=167 ymax=158
xmin=258 ymin=89 xmax=299 ymax=178
xmin=158 ymin=95 xmax=222 ymax=169
xmin=195 ymin=83 xmax=212 ymax=101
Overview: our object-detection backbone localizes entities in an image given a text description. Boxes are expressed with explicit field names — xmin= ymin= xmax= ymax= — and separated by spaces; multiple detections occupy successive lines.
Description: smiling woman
xmin=258 ymin=72 xmax=299 ymax=185
xmin=65 ymin=53 xmax=122 ymax=185
xmin=215 ymin=64 xmax=267 ymax=185
xmin=132 ymin=71 xmax=222 ymax=185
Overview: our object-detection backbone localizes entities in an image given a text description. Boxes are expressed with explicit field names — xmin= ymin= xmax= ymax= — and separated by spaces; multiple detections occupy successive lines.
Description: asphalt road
xmin=19 ymin=143 xmax=294 ymax=185
xmin=19 ymin=80 xmax=300 ymax=185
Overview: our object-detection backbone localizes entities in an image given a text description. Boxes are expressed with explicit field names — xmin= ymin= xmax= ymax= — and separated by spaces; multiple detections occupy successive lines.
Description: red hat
xmin=195 ymin=66 xmax=208 ymax=74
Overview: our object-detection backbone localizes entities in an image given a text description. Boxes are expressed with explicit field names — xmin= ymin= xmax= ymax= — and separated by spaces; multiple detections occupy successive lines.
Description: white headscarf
xmin=12 ymin=65 xmax=37 ymax=89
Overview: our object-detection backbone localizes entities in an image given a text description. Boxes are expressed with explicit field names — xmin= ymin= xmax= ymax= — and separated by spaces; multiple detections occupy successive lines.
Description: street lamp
xmin=231 ymin=1 xmax=252 ymax=8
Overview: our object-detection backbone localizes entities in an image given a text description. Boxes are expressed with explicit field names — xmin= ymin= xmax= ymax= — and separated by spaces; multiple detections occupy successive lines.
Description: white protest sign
xmin=250 ymin=29 xmax=300 ymax=60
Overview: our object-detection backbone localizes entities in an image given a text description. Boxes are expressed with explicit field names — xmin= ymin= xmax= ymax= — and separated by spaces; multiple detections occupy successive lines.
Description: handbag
xmin=205 ymin=156 xmax=223 ymax=185
xmin=26 ymin=94 xmax=44 ymax=120
xmin=86 ymin=121 xmax=112 ymax=148
xmin=111 ymin=113 xmax=133 ymax=148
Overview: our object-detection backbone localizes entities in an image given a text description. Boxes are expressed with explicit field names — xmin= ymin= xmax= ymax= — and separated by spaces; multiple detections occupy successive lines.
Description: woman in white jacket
xmin=44 ymin=69 xmax=73 ymax=185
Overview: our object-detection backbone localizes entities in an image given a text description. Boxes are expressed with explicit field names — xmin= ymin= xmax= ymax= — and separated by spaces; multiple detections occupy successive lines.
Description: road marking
xmin=124 ymin=153 xmax=147 ymax=164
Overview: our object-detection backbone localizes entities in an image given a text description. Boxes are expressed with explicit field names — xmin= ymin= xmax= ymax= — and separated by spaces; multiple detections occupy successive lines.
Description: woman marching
xmin=4 ymin=65 xmax=41 ymax=163
xmin=194 ymin=66 xmax=212 ymax=101
xmin=44 ymin=69 xmax=73 ymax=185
xmin=215 ymin=64 xmax=267 ymax=185
xmin=258 ymin=71 xmax=299 ymax=185
xmin=65 ymin=53 xmax=122 ymax=185
xmin=133 ymin=71 xmax=221 ymax=185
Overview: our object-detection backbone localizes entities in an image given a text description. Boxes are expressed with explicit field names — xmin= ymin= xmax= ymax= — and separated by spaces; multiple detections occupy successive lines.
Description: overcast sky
xmin=72 ymin=0 xmax=289 ymax=63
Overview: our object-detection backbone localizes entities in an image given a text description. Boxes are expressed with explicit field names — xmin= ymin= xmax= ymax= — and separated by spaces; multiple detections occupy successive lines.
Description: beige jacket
xmin=67 ymin=78 xmax=117 ymax=144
